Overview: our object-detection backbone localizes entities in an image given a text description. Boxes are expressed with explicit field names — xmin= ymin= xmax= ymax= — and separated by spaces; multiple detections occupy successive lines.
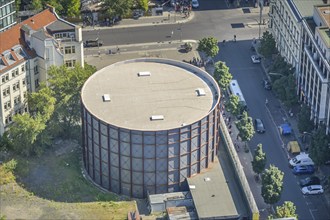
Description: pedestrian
xmin=265 ymin=98 xmax=268 ymax=105
xmin=236 ymin=134 xmax=239 ymax=140
xmin=171 ymin=30 xmax=174 ymax=37
xmin=234 ymin=35 xmax=236 ymax=42
xmin=228 ymin=124 xmax=232 ymax=129
xmin=228 ymin=116 xmax=231 ymax=123
xmin=168 ymin=13 xmax=170 ymax=20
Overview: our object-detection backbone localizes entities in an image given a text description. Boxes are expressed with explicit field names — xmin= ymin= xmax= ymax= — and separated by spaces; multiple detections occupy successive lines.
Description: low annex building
xmin=0 ymin=6 xmax=84 ymax=135
xmin=81 ymin=58 xmax=221 ymax=198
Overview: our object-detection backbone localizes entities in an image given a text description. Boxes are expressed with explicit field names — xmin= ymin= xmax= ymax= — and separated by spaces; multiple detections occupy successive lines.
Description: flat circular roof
xmin=81 ymin=59 xmax=218 ymax=131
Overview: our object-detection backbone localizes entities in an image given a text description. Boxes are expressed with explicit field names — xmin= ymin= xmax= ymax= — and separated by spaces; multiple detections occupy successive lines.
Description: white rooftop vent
xmin=102 ymin=94 xmax=111 ymax=102
xmin=150 ymin=115 xmax=164 ymax=121
xmin=196 ymin=88 xmax=206 ymax=96
xmin=138 ymin=71 xmax=151 ymax=77
xmin=189 ymin=185 xmax=196 ymax=189
xmin=204 ymin=177 xmax=211 ymax=182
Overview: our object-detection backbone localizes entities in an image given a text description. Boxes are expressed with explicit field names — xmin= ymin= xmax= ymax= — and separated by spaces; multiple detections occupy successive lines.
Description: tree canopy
xmin=197 ymin=37 xmax=219 ymax=58
xmin=261 ymin=165 xmax=284 ymax=205
xmin=252 ymin=144 xmax=267 ymax=175
xmin=272 ymin=74 xmax=298 ymax=107
xmin=213 ymin=61 xmax=232 ymax=90
xmin=309 ymin=125 xmax=330 ymax=166
xmin=297 ymin=104 xmax=314 ymax=133
xmin=102 ymin=0 xmax=134 ymax=19
xmin=259 ymin=31 xmax=277 ymax=58
xmin=236 ymin=111 xmax=255 ymax=142
xmin=268 ymin=201 xmax=298 ymax=219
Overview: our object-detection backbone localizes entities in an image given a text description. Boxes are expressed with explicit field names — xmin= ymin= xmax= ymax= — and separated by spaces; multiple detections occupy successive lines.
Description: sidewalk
xmin=82 ymin=10 xmax=194 ymax=31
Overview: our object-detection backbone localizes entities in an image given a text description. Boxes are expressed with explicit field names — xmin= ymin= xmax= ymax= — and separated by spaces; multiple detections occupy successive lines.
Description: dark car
xmin=292 ymin=165 xmax=315 ymax=175
xmin=84 ymin=39 xmax=103 ymax=47
xmin=299 ymin=176 xmax=321 ymax=187
xmin=263 ymin=79 xmax=272 ymax=90
xmin=254 ymin=118 xmax=265 ymax=133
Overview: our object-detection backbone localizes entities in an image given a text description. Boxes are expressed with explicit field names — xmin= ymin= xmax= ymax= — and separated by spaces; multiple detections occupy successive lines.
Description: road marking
xmin=309 ymin=209 xmax=316 ymax=220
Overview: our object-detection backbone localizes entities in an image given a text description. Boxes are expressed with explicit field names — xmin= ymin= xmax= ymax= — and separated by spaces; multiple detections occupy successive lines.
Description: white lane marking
xmin=309 ymin=209 xmax=316 ymax=220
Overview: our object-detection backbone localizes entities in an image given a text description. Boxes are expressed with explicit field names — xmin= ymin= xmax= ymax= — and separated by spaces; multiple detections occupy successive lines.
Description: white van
xmin=289 ymin=153 xmax=314 ymax=167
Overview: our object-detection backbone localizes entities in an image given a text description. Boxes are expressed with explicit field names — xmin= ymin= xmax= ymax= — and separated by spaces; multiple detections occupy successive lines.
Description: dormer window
xmin=13 ymin=47 xmax=27 ymax=60
xmin=3 ymin=51 xmax=15 ymax=65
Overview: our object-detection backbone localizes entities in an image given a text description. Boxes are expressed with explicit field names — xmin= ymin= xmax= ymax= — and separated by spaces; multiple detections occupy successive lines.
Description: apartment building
xmin=269 ymin=0 xmax=330 ymax=132
xmin=0 ymin=7 xmax=84 ymax=135
xmin=0 ymin=0 xmax=16 ymax=32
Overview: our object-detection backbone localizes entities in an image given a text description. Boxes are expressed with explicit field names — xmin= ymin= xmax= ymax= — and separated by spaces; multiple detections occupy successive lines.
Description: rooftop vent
xmin=138 ymin=71 xmax=151 ymax=77
xmin=102 ymin=94 xmax=111 ymax=102
xmin=150 ymin=115 xmax=164 ymax=121
xmin=196 ymin=88 xmax=206 ymax=96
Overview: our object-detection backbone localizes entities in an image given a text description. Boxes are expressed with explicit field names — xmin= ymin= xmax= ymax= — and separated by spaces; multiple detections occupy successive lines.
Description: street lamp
xmin=258 ymin=0 xmax=264 ymax=39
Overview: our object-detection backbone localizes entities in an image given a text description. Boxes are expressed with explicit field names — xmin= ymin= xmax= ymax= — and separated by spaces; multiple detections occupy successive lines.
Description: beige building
xmin=269 ymin=0 xmax=330 ymax=132
xmin=0 ymin=7 xmax=84 ymax=135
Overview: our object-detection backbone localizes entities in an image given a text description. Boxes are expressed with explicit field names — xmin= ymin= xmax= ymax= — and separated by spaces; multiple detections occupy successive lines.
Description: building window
xmin=13 ymin=81 xmax=20 ymax=91
xmin=4 ymin=101 xmax=11 ymax=111
xmin=34 ymin=65 xmax=39 ymax=74
xmin=14 ymin=96 xmax=21 ymax=105
xmin=64 ymin=46 xmax=75 ymax=54
xmin=65 ymin=60 xmax=76 ymax=67
xmin=21 ymin=64 xmax=25 ymax=72
xmin=5 ymin=115 xmax=12 ymax=124
xmin=35 ymin=79 xmax=39 ymax=88
xmin=2 ymin=86 xmax=10 ymax=97
xmin=2 ymin=74 xmax=9 ymax=83
xmin=22 ymin=78 xmax=26 ymax=86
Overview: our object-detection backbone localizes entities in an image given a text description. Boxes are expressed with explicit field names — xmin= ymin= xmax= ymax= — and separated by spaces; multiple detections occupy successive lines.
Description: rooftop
xmin=81 ymin=59 xmax=220 ymax=131
xmin=292 ymin=0 xmax=326 ymax=18
xmin=187 ymin=158 xmax=239 ymax=219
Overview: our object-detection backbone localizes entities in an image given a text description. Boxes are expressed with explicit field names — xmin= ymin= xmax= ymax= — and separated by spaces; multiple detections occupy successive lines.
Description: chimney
xmin=322 ymin=0 xmax=328 ymax=4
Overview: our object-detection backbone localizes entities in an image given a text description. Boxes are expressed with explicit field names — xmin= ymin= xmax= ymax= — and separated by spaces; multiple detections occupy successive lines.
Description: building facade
xmin=269 ymin=0 xmax=330 ymax=132
xmin=81 ymin=58 xmax=221 ymax=198
xmin=0 ymin=0 xmax=16 ymax=32
xmin=0 ymin=7 xmax=84 ymax=135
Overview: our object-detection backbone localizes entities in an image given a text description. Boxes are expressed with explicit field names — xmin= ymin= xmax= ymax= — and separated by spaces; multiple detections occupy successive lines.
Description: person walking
xmin=234 ymin=35 xmax=237 ymax=42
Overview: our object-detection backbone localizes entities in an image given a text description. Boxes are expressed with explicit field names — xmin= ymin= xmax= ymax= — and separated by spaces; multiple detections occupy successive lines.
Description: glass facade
xmin=0 ymin=0 xmax=16 ymax=32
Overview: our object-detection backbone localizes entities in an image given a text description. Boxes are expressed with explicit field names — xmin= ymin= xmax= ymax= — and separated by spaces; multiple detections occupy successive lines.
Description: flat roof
xmin=292 ymin=0 xmax=325 ymax=18
xmin=187 ymin=158 xmax=239 ymax=219
xmin=81 ymin=59 xmax=218 ymax=131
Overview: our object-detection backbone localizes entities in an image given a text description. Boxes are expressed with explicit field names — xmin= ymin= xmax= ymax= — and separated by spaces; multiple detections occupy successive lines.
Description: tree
xmin=259 ymin=31 xmax=277 ymax=58
xmin=309 ymin=125 xmax=330 ymax=166
xmin=272 ymin=74 xmax=298 ymax=107
xmin=236 ymin=111 xmax=255 ymax=143
xmin=63 ymin=0 xmax=81 ymax=17
xmin=225 ymin=95 xmax=245 ymax=117
xmin=197 ymin=37 xmax=219 ymax=58
xmin=252 ymin=144 xmax=266 ymax=175
xmin=213 ymin=61 xmax=232 ymax=90
xmin=136 ymin=0 xmax=148 ymax=12
xmin=297 ymin=104 xmax=314 ymax=133
xmin=102 ymin=0 xmax=134 ymax=19
xmin=268 ymin=201 xmax=298 ymax=219
xmin=47 ymin=64 xmax=96 ymax=138
xmin=261 ymin=165 xmax=284 ymax=205
xmin=28 ymin=86 xmax=56 ymax=121
xmin=31 ymin=0 xmax=43 ymax=11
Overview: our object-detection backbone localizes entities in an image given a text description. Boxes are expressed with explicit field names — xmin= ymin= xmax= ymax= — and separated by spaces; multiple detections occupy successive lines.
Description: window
xmin=21 ymin=64 xmax=25 ymax=72
xmin=64 ymin=46 xmax=75 ymax=54
xmin=13 ymin=81 xmax=20 ymax=91
xmin=2 ymin=86 xmax=10 ymax=97
xmin=23 ymin=91 xmax=27 ymax=98
xmin=65 ymin=60 xmax=76 ymax=67
xmin=4 ymin=101 xmax=11 ymax=111
xmin=14 ymin=96 xmax=21 ymax=105
xmin=35 ymin=79 xmax=39 ymax=88
xmin=22 ymin=78 xmax=26 ymax=86
xmin=34 ymin=65 xmax=39 ymax=74
xmin=5 ymin=115 xmax=12 ymax=124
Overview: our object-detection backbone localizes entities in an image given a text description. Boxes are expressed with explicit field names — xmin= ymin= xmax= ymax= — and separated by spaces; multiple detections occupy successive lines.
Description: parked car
xmin=251 ymin=55 xmax=261 ymax=63
xmin=84 ymin=39 xmax=103 ymax=47
xmin=292 ymin=165 xmax=315 ymax=175
xmin=301 ymin=185 xmax=324 ymax=195
xmin=254 ymin=118 xmax=265 ymax=133
xmin=192 ymin=0 xmax=199 ymax=8
xmin=299 ymin=176 xmax=321 ymax=187
xmin=263 ymin=79 xmax=272 ymax=90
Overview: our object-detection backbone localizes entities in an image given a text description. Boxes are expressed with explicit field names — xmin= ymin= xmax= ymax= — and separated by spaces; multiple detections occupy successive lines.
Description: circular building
xmin=81 ymin=58 xmax=221 ymax=198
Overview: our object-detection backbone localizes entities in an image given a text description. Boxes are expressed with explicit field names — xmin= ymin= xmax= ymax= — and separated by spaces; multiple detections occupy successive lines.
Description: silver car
xmin=254 ymin=118 xmax=265 ymax=133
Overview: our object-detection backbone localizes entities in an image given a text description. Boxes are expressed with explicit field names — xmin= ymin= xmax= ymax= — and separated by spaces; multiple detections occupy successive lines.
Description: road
xmin=82 ymin=0 xmax=330 ymax=219
xmin=217 ymin=40 xmax=330 ymax=220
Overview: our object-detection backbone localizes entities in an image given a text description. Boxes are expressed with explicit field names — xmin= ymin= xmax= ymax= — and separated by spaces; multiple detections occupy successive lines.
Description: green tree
xmin=252 ymin=144 xmax=266 ymax=175
xmin=63 ymin=0 xmax=81 ymax=17
xmin=268 ymin=201 xmax=298 ymax=219
xmin=213 ymin=61 xmax=232 ymax=90
xmin=225 ymin=95 xmax=244 ymax=116
xmin=44 ymin=0 xmax=64 ymax=14
xmin=28 ymin=86 xmax=56 ymax=121
xmin=236 ymin=111 xmax=255 ymax=143
xmin=102 ymin=0 xmax=134 ymax=19
xmin=272 ymin=74 xmax=298 ymax=107
xmin=297 ymin=104 xmax=314 ymax=133
xmin=8 ymin=113 xmax=46 ymax=156
xmin=197 ymin=37 xmax=219 ymax=58
xmin=47 ymin=64 xmax=96 ymax=138
xmin=259 ymin=31 xmax=276 ymax=58
xmin=15 ymin=0 xmax=21 ymax=10
xmin=136 ymin=0 xmax=148 ymax=12
xmin=31 ymin=0 xmax=43 ymax=11
xmin=309 ymin=125 xmax=330 ymax=166
xmin=261 ymin=165 xmax=284 ymax=205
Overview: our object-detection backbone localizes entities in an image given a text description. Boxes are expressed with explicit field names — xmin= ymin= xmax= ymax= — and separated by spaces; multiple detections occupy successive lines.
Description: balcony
xmin=304 ymin=45 xmax=326 ymax=80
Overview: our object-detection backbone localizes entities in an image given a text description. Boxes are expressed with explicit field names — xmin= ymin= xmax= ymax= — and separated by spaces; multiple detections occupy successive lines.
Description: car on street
xmin=192 ymin=0 xmax=199 ymax=8
xmin=292 ymin=165 xmax=315 ymax=175
xmin=254 ymin=118 xmax=265 ymax=133
xmin=301 ymin=185 xmax=324 ymax=195
xmin=299 ymin=176 xmax=321 ymax=187
xmin=263 ymin=79 xmax=272 ymax=90
xmin=84 ymin=39 xmax=103 ymax=47
xmin=251 ymin=55 xmax=261 ymax=63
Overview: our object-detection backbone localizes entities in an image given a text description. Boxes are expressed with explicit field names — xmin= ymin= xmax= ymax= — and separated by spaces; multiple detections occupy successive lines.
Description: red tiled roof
xmin=0 ymin=8 xmax=58 ymax=53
